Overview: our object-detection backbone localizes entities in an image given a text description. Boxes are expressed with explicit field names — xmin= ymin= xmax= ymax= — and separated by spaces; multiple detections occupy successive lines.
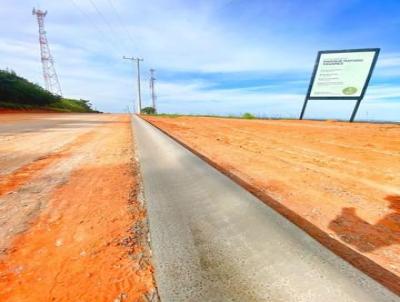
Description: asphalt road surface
xmin=133 ymin=115 xmax=399 ymax=302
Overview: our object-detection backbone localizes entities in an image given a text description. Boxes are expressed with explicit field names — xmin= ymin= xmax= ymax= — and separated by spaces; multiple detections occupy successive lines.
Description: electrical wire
xmin=87 ymin=0 xmax=132 ymax=53
xmin=106 ymin=0 xmax=137 ymax=48
xmin=68 ymin=0 xmax=126 ymax=55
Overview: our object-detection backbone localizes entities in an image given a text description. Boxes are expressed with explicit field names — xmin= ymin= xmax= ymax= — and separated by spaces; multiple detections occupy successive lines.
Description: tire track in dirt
xmin=0 ymin=131 xmax=97 ymax=197
xmin=0 ymin=115 xmax=156 ymax=301
xmin=0 ymin=130 xmax=100 ymax=253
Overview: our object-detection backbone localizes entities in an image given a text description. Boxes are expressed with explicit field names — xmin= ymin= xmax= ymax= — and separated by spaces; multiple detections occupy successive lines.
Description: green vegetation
xmin=0 ymin=69 xmax=100 ymax=113
xmin=151 ymin=113 xmax=181 ymax=118
xmin=141 ymin=106 xmax=156 ymax=114
xmin=0 ymin=101 xmax=38 ymax=110
xmin=242 ymin=112 xmax=255 ymax=119
xmin=0 ymin=69 xmax=57 ymax=106
xmin=146 ymin=113 xmax=260 ymax=119
xmin=50 ymin=98 xmax=98 ymax=113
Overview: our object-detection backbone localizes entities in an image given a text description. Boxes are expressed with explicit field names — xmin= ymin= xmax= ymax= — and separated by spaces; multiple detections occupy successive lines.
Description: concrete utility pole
xmin=123 ymin=56 xmax=143 ymax=113
xmin=149 ymin=69 xmax=157 ymax=113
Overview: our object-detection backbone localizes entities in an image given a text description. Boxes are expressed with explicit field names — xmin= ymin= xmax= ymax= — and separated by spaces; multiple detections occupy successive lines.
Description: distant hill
xmin=0 ymin=69 xmax=100 ymax=113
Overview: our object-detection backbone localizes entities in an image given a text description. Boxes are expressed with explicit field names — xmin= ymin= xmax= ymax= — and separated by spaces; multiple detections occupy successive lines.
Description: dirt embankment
xmin=0 ymin=114 xmax=156 ymax=301
xmin=0 ymin=108 xmax=62 ymax=114
xmin=143 ymin=115 xmax=400 ymax=294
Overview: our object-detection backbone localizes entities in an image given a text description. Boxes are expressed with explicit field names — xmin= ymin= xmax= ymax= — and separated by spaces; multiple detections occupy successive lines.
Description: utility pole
xmin=123 ymin=56 xmax=143 ymax=113
xmin=32 ymin=8 xmax=62 ymax=96
xmin=149 ymin=69 xmax=157 ymax=113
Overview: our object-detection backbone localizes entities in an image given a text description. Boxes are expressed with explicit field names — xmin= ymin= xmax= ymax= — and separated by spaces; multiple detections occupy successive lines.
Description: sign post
xmin=300 ymin=48 xmax=380 ymax=122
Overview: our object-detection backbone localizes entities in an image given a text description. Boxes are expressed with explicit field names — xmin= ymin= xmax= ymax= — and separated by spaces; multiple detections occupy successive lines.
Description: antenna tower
xmin=32 ymin=8 xmax=62 ymax=95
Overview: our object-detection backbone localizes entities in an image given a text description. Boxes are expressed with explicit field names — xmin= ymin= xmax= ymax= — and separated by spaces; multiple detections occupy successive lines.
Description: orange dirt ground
xmin=144 ymin=115 xmax=400 ymax=294
xmin=0 ymin=114 xmax=156 ymax=301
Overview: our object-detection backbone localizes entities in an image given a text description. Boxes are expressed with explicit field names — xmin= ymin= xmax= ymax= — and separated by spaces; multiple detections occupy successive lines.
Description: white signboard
xmin=300 ymin=48 xmax=379 ymax=121
xmin=309 ymin=50 xmax=378 ymax=98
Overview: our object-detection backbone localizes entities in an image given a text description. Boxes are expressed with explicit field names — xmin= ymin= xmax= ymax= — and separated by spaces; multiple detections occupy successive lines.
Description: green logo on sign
xmin=342 ymin=87 xmax=358 ymax=95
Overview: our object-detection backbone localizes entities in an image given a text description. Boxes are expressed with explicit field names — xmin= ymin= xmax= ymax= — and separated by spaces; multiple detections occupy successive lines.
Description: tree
xmin=141 ymin=106 xmax=156 ymax=114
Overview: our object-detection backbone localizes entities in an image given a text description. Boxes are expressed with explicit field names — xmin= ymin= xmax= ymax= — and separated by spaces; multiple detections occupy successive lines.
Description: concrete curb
xmin=130 ymin=114 xmax=161 ymax=302
xmin=141 ymin=115 xmax=400 ymax=297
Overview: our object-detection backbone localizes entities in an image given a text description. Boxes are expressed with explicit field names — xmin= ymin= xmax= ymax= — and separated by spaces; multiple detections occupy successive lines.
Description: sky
xmin=0 ymin=0 xmax=399 ymax=121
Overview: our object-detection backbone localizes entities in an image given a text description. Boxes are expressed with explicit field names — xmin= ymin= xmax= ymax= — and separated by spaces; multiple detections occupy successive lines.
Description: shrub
xmin=141 ymin=106 xmax=156 ymax=114
xmin=242 ymin=112 xmax=255 ymax=119
xmin=0 ymin=69 xmax=100 ymax=113
xmin=0 ymin=69 xmax=59 ymax=106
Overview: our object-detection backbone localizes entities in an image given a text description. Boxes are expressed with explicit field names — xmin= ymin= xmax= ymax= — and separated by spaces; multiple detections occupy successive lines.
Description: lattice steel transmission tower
xmin=149 ymin=69 xmax=157 ymax=112
xmin=32 ymin=8 xmax=62 ymax=96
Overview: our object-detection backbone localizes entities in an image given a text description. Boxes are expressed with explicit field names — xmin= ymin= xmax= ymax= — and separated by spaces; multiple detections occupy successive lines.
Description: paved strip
xmin=0 ymin=114 xmax=109 ymax=135
xmin=133 ymin=115 xmax=399 ymax=302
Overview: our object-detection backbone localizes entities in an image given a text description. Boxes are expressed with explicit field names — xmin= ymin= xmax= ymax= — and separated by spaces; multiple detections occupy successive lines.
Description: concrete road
xmin=133 ymin=115 xmax=399 ymax=302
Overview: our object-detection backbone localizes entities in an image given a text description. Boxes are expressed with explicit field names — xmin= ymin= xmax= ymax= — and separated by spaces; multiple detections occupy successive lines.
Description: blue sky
xmin=0 ymin=0 xmax=399 ymax=121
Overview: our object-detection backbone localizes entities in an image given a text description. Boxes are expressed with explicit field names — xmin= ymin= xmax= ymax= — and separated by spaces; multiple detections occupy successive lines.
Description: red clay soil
xmin=0 ymin=131 xmax=95 ymax=197
xmin=0 ymin=114 xmax=156 ymax=301
xmin=143 ymin=115 xmax=400 ymax=294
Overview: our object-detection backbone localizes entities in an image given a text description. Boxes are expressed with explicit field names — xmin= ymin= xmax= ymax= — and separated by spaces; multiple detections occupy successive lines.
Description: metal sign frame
xmin=299 ymin=48 xmax=380 ymax=122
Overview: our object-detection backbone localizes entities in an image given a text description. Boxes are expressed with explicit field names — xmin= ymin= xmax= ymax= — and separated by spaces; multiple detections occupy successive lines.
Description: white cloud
xmin=374 ymin=53 xmax=400 ymax=77
xmin=378 ymin=53 xmax=400 ymax=67
xmin=0 ymin=0 xmax=398 ymax=120
xmin=154 ymin=78 xmax=399 ymax=121
xmin=366 ymin=85 xmax=400 ymax=100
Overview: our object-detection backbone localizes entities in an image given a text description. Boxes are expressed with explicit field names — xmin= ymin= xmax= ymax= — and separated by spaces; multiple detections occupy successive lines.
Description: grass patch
xmin=49 ymin=99 xmax=92 ymax=113
xmin=146 ymin=113 xmax=181 ymax=118
xmin=146 ymin=113 xmax=260 ymax=120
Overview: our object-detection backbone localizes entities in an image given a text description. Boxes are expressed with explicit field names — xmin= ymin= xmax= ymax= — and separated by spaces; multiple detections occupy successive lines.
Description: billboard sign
xmin=300 ymin=48 xmax=380 ymax=121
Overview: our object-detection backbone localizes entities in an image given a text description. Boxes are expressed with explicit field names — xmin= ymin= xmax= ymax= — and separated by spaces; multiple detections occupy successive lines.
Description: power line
xmin=68 ymin=1 xmax=151 ymax=114
xmin=87 ymin=0 xmax=131 ymax=53
xmin=68 ymin=0 xmax=126 ymax=55
xmin=106 ymin=0 xmax=137 ymax=47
